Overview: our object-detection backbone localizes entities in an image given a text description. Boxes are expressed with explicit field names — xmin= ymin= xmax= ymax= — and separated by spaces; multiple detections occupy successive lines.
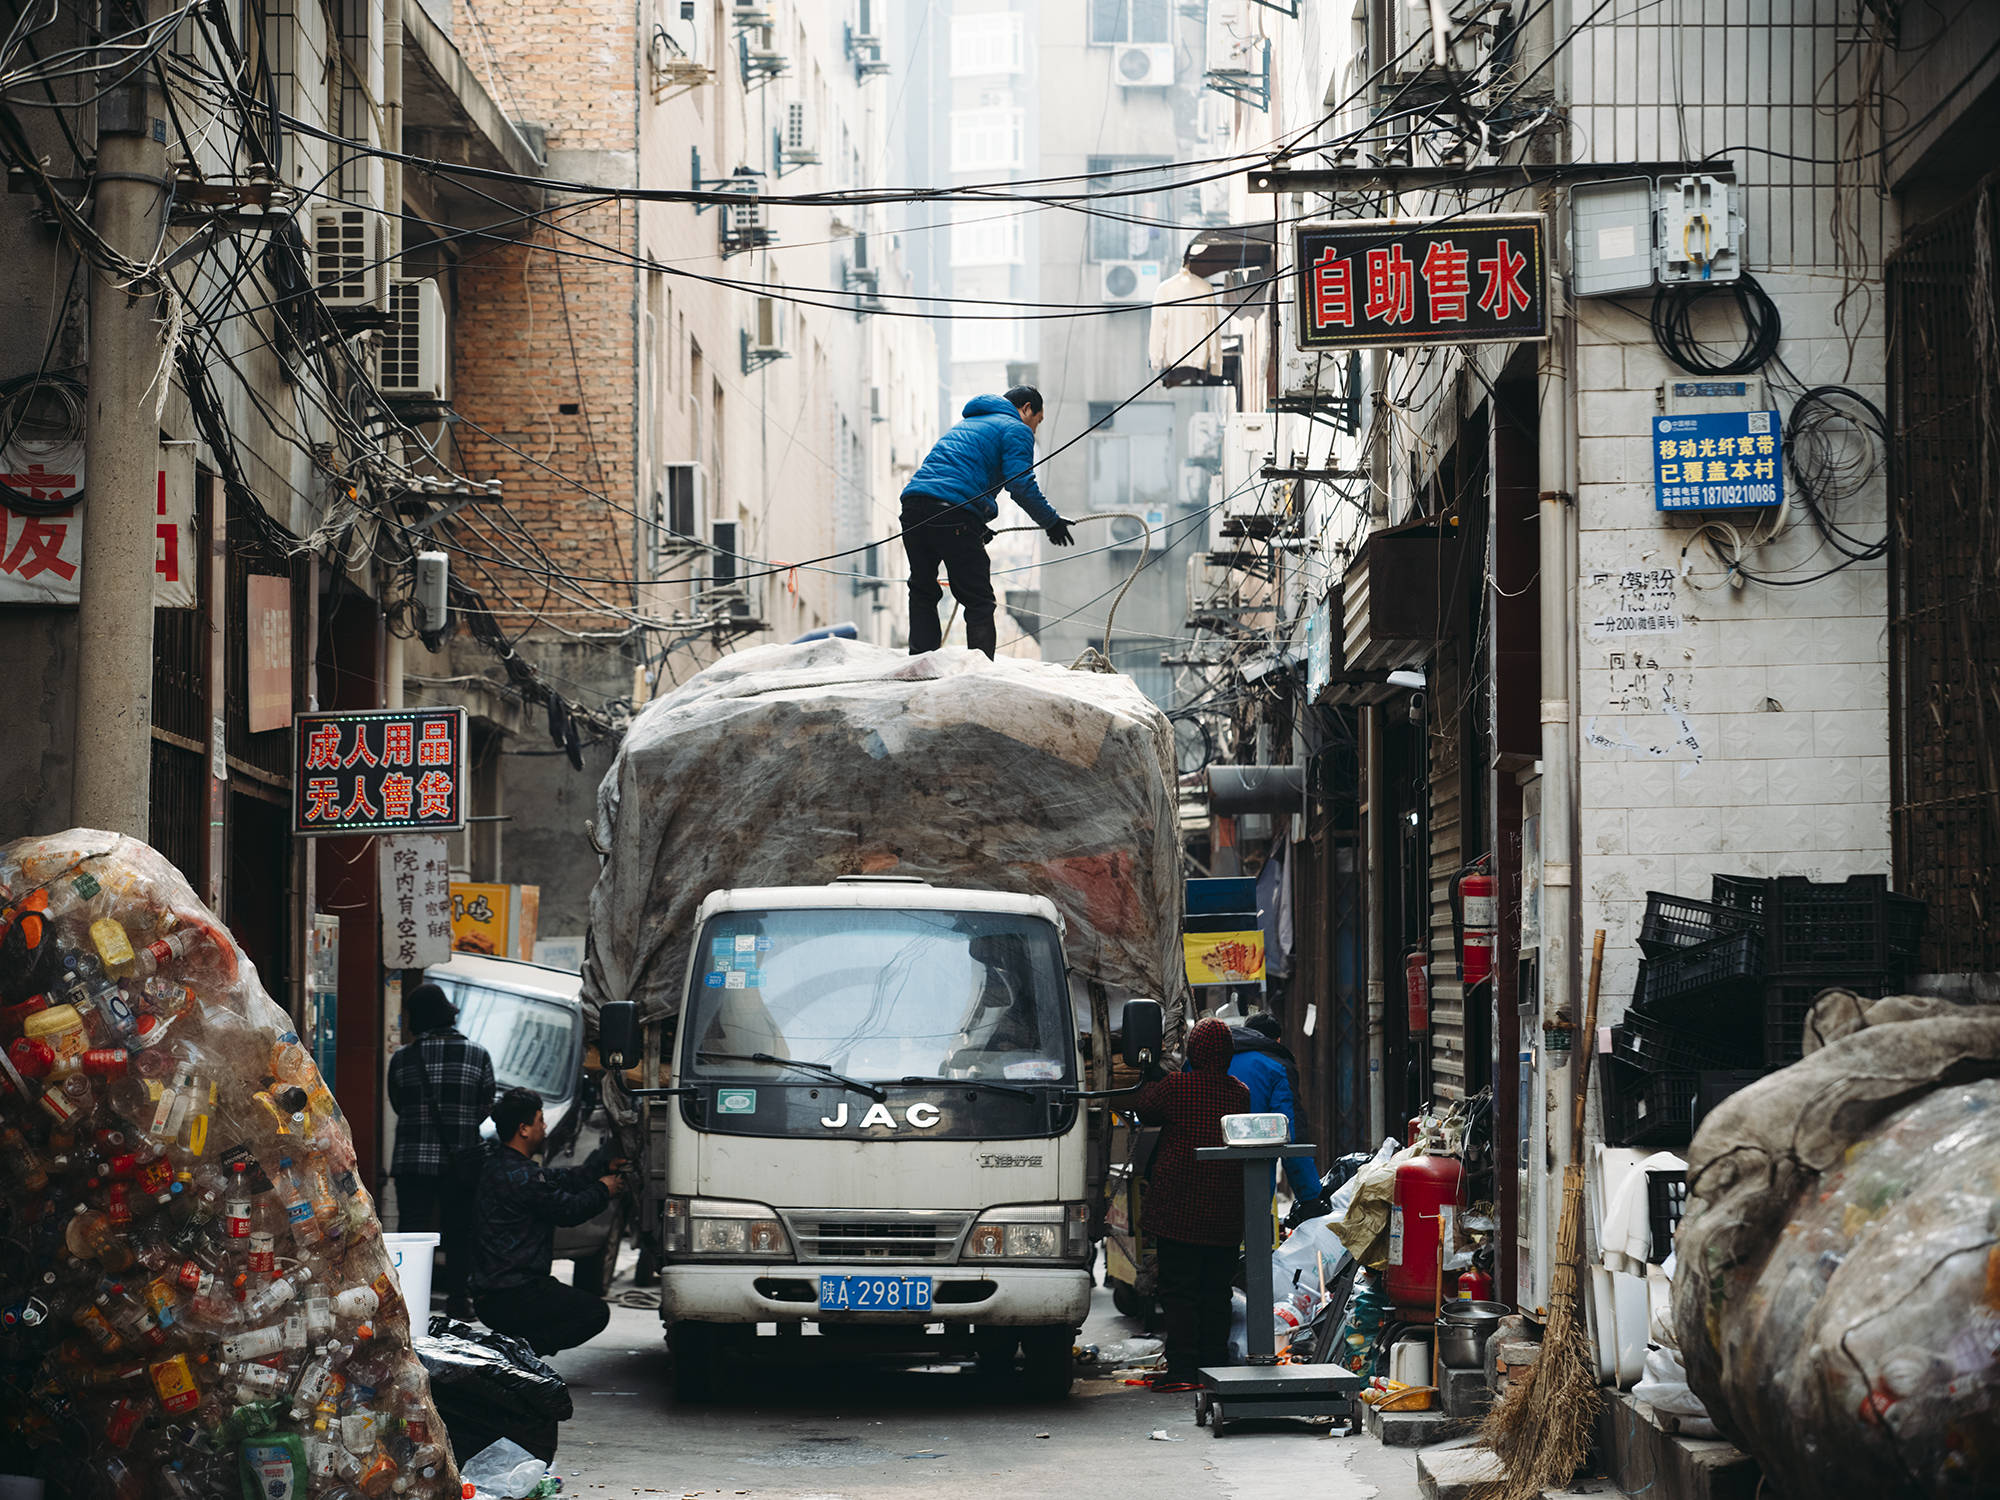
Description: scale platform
xmin=1194 ymin=1363 xmax=1367 ymax=1436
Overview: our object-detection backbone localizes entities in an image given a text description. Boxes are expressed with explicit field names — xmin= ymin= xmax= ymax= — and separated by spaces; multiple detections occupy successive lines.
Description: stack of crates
xmin=1602 ymin=874 xmax=1926 ymax=1148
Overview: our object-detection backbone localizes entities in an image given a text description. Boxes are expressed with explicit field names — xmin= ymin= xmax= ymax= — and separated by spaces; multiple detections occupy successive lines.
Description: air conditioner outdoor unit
xmin=1186 ymin=412 xmax=1223 ymax=468
xmin=1205 ymin=0 xmax=1260 ymax=79
xmin=380 ymin=277 xmax=445 ymax=398
xmin=1389 ymin=0 xmax=1441 ymax=76
xmin=659 ymin=461 xmax=707 ymax=544
xmin=1113 ymin=42 xmax=1173 ymax=86
xmin=731 ymin=0 xmax=773 ymax=25
xmin=781 ymin=100 xmax=819 ymax=163
xmin=311 ymin=207 xmax=388 ymax=309
xmin=1099 ymin=260 xmax=1162 ymax=302
xmin=721 ymin=168 xmax=773 ymax=252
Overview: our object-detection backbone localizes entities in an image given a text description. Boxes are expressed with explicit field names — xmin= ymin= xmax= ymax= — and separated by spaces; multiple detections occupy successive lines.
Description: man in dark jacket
xmin=1230 ymin=1014 xmax=1322 ymax=1209
xmin=1131 ymin=1017 xmax=1252 ymax=1391
xmin=472 ymin=1086 xmax=626 ymax=1354
xmin=899 ymin=386 xmax=1075 ymax=658
xmin=386 ymin=981 xmax=495 ymax=1319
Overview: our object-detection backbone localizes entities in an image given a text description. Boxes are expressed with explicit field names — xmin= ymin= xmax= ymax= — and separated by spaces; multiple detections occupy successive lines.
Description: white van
xmin=406 ymin=953 xmax=625 ymax=1293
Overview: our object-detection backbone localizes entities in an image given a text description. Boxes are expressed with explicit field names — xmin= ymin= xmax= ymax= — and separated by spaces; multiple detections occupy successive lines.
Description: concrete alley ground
xmin=530 ymin=1262 xmax=1423 ymax=1500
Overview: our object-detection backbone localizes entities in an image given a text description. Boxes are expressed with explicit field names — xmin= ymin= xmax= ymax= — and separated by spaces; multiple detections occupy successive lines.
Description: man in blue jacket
xmin=1230 ymin=1014 xmax=1323 ymax=1210
xmin=900 ymin=386 xmax=1075 ymax=658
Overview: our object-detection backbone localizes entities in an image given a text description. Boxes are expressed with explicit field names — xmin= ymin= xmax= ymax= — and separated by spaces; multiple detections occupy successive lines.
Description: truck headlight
xmin=665 ymin=1197 xmax=790 ymax=1261
xmin=965 ymin=1203 xmax=1089 ymax=1263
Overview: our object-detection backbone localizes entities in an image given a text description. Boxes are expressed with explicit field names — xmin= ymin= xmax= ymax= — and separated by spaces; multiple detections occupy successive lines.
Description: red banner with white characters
xmin=0 ymin=447 xmax=197 ymax=607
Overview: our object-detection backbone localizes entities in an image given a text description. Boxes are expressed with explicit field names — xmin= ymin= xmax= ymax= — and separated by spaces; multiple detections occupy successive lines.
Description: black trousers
xmin=396 ymin=1173 xmax=474 ymax=1308
xmin=901 ymin=497 xmax=997 ymax=658
xmin=477 ymin=1275 xmax=612 ymax=1356
xmin=1154 ymin=1235 xmax=1237 ymax=1378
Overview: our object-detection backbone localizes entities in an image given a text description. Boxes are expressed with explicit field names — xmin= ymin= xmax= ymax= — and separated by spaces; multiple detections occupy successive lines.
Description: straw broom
xmin=1471 ymin=929 xmax=1608 ymax=1500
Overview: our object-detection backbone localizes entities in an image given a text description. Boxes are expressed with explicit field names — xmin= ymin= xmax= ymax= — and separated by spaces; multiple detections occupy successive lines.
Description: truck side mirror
xmin=598 ymin=1000 xmax=639 ymax=1069
xmin=1121 ymin=999 xmax=1164 ymax=1069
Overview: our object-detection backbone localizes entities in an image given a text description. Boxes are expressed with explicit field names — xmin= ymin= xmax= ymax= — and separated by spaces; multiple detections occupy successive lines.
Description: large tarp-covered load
xmin=1672 ymin=991 xmax=2000 ymax=1499
xmin=582 ymin=640 xmax=1184 ymax=1030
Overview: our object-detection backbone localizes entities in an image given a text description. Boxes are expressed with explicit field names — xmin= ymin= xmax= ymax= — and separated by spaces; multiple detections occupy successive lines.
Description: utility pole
xmin=72 ymin=0 xmax=169 ymax=836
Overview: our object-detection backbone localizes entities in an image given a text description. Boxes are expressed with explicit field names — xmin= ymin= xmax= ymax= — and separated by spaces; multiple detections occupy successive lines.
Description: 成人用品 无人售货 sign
xmin=291 ymin=707 xmax=468 ymax=836
xmin=1293 ymin=215 xmax=1550 ymax=351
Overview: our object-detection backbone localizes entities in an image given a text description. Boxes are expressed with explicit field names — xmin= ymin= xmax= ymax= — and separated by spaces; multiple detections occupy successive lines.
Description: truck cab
xmin=602 ymin=878 xmax=1144 ymax=1402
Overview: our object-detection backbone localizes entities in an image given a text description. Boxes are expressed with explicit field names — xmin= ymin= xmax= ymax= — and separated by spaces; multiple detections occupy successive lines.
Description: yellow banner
xmin=1183 ymin=930 xmax=1266 ymax=984
xmin=450 ymin=882 xmax=511 ymax=958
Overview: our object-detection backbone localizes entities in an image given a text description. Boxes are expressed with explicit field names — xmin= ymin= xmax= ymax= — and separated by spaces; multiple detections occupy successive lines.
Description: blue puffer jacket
xmin=901 ymin=395 xmax=1062 ymax=527
xmin=1227 ymin=1030 xmax=1322 ymax=1201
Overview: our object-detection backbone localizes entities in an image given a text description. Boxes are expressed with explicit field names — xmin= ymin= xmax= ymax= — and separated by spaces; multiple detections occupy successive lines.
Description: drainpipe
xmin=384 ymin=0 xmax=403 ymax=273
xmin=1365 ymin=703 xmax=1387 ymax=1144
xmin=1535 ymin=278 xmax=1577 ymax=1316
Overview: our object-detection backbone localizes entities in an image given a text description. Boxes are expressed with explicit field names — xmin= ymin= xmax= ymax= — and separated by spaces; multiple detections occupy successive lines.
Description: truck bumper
xmin=658 ymin=1265 xmax=1093 ymax=1329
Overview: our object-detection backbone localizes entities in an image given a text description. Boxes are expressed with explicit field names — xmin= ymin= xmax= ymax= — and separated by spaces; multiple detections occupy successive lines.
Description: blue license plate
xmin=817 ymin=1274 xmax=933 ymax=1312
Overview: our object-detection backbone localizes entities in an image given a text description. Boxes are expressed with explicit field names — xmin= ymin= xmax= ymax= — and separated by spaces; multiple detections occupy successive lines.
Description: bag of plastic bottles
xmin=0 ymin=829 xmax=459 ymax=1498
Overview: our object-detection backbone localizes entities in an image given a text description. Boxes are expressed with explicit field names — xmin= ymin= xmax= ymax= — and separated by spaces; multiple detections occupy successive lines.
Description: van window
xmin=440 ymin=982 xmax=581 ymax=1101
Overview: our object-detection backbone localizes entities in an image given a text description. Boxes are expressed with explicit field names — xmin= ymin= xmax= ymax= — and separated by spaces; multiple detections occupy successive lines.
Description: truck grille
xmin=784 ymin=1211 xmax=971 ymax=1264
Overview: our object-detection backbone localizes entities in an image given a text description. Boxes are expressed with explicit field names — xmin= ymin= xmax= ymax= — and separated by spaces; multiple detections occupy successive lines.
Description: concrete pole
xmin=72 ymin=4 xmax=169 ymax=836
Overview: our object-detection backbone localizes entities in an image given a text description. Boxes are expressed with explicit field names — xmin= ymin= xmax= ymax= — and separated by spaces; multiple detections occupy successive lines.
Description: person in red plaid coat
xmin=1132 ymin=1016 xmax=1252 ymax=1390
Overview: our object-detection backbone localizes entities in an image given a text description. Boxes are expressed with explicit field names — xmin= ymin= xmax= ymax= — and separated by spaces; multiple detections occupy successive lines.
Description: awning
xmin=1185 ymin=224 xmax=1277 ymax=279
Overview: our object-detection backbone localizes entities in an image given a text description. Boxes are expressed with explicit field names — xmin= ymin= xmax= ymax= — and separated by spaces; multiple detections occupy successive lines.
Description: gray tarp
xmin=581 ymin=640 xmax=1185 ymax=1030
xmin=1671 ymin=990 xmax=2000 ymax=1498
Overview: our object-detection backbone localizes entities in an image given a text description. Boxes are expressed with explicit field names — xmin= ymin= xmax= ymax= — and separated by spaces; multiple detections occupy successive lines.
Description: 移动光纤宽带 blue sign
xmin=1653 ymin=410 xmax=1784 ymax=512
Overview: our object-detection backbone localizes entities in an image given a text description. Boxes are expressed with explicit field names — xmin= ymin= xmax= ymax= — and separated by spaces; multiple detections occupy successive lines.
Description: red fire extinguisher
xmin=1405 ymin=951 xmax=1430 ymax=1033
xmin=1460 ymin=866 xmax=1496 ymax=988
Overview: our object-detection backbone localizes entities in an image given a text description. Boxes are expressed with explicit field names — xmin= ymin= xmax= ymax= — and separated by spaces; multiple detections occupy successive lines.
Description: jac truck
xmin=583 ymin=639 xmax=1183 ymax=1401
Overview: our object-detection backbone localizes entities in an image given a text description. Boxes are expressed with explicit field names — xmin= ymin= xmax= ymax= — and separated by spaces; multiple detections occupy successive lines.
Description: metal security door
xmin=1887 ymin=177 xmax=2000 ymax=975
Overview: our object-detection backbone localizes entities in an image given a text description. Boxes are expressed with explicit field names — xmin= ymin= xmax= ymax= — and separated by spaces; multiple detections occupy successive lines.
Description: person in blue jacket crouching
xmin=899 ymin=386 xmax=1075 ymax=658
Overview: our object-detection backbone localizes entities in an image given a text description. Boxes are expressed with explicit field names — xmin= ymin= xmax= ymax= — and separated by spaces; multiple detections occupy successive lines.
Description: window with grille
xmin=1084 ymin=155 xmax=1175 ymax=262
xmin=1089 ymin=0 xmax=1169 ymax=45
xmin=951 ymin=13 xmax=1024 ymax=75
xmin=949 ymin=207 xmax=1024 ymax=266
xmin=950 ymin=109 xmax=1024 ymax=171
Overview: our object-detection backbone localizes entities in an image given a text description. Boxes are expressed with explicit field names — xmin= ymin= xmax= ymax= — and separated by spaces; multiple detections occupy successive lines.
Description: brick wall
xmin=446 ymin=1 xmax=639 ymax=637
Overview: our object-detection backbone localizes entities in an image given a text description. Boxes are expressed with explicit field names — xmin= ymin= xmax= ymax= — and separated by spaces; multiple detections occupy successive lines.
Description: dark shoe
xmin=445 ymin=1298 xmax=477 ymax=1322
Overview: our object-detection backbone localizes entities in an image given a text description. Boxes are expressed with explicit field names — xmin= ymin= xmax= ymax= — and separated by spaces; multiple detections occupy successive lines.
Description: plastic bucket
xmin=383 ymin=1232 xmax=442 ymax=1315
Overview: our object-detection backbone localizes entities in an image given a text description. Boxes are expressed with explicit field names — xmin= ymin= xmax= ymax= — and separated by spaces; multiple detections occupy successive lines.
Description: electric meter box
xmin=1570 ymin=173 xmax=1749 ymax=295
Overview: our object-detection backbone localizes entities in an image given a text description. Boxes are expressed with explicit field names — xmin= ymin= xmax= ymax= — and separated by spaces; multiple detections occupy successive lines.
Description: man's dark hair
xmin=1003 ymin=385 xmax=1043 ymax=416
xmin=406 ymin=981 xmax=456 ymax=1034
xmin=492 ymin=1085 xmax=543 ymax=1143
xmin=1244 ymin=1012 xmax=1283 ymax=1040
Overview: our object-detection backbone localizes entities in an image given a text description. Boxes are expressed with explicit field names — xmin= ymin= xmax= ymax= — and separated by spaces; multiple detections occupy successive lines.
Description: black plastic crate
xmin=1765 ymin=875 xmax=1907 ymax=976
xmin=1612 ymin=1010 xmax=1755 ymax=1072
xmin=1762 ymin=975 xmax=1888 ymax=1070
xmin=1637 ymin=890 xmax=1764 ymax=957
xmin=1632 ymin=930 xmax=1764 ymax=1017
xmin=1887 ymin=894 xmax=1927 ymax=972
xmin=1601 ymin=1059 xmax=1699 ymax=1148
xmin=1710 ymin=874 xmax=1768 ymax=914
xmin=1694 ymin=1068 xmax=1763 ymax=1129
xmin=1645 ymin=1169 xmax=1687 ymax=1264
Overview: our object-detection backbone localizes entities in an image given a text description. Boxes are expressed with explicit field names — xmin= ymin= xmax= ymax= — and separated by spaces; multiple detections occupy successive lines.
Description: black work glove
xmin=1045 ymin=518 xmax=1076 ymax=547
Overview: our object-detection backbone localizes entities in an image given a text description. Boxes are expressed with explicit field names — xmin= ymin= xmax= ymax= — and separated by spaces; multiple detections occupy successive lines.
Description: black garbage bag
xmin=417 ymin=1316 xmax=573 ymax=1464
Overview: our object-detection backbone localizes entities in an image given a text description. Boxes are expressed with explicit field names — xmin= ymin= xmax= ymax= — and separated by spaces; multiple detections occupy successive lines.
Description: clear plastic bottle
xmin=272 ymin=1157 xmax=321 ymax=1246
xmin=240 ymin=1262 xmax=311 ymax=1322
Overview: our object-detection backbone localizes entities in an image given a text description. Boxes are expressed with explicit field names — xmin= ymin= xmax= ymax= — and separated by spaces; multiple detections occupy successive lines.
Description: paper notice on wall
xmin=1584 ymin=567 xmax=1684 ymax=639
xmin=379 ymin=835 xmax=453 ymax=970
xmin=1303 ymin=1003 xmax=1318 ymax=1038
xmin=0 ymin=442 xmax=195 ymax=606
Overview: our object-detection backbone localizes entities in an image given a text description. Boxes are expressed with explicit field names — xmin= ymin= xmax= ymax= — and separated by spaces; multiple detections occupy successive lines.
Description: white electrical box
xmin=1658 ymin=174 xmax=1744 ymax=283
xmin=414 ymin=551 xmax=449 ymax=633
xmin=1570 ymin=177 xmax=1655 ymax=298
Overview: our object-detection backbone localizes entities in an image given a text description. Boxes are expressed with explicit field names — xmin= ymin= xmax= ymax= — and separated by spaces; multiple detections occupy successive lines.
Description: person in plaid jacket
xmin=387 ymin=982 xmax=496 ymax=1318
xmin=1132 ymin=1016 xmax=1252 ymax=1390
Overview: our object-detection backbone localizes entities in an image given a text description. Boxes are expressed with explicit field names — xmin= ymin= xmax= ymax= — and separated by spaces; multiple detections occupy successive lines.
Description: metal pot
xmin=1436 ymin=1300 xmax=1507 ymax=1370
xmin=1436 ymin=1320 xmax=1489 ymax=1370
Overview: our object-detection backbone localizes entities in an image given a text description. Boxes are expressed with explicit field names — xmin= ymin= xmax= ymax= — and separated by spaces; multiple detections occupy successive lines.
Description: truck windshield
xmin=683 ymin=908 xmax=1071 ymax=1085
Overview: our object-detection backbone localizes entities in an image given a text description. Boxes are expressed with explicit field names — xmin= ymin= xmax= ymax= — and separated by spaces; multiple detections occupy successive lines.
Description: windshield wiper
xmin=897 ymin=1074 xmax=1041 ymax=1101
xmin=694 ymin=1052 xmax=887 ymax=1102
